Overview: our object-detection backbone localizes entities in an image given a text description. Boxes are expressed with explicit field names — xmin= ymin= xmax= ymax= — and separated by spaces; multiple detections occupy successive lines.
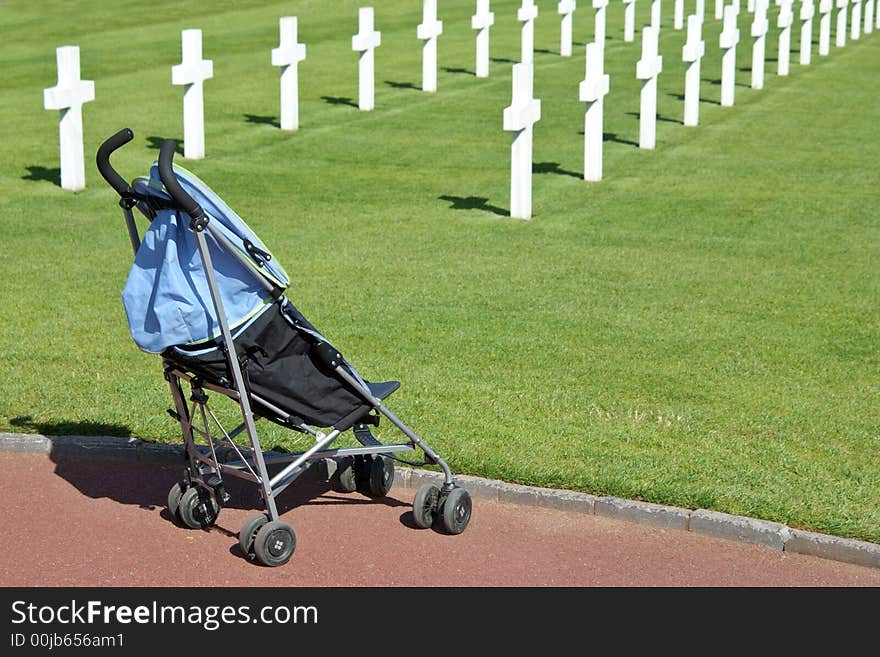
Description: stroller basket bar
xmin=96 ymin=128 xmax=473 ymax=567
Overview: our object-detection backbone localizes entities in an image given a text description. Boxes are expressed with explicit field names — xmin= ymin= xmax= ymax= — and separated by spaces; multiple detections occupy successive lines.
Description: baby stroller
xmin=96 ymin=128 xmax=472 ymax=567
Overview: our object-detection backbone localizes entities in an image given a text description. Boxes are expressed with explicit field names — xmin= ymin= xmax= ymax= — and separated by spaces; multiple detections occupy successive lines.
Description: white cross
xmin=472 ymin=0 xmax=495 ymax=78
xmin=623 ymin=0 xmax=637 ymax=42
xmin=635 ymin=25 xmax=663 ymax=149
xmin=651 ymin=0 xmax=662 ymax=30
xmin=43 ymin=46 xmax=94 ymax=191
xmin=696 ymin=0 xmax=706 ymax=21
xmin=800 ymin=0 xmax=815 ymax=64
xmin=503 ymin=63 xmax=541 ymax=219
xmin=777 ymin=0 xmax=794 ymax=75
xmin=715 ymin=0 xmax=725 ymax=19
xmin=850 ymin=0 xmax=862 ymax=38
xmin=417 ymin=0 xmax=443 ymax=92
xmin=866 ymin=0 xmax=876 ymax=32
xmin=593 ymin=0 xmax=609 ymax=48
xmin=748 ymin=0 xmax=756 ymax=10
xmin=674 ymin=0 xmax=685 ymax=29
xmin=835 ymin=0 xmax=848 ymax=47
xmin=719 ymin=4 xmax=740 ymax=106
xmin=558 ymin=0 xmax=577 ymax=57
xmin=579 ymin=42 xmax=610 ymax=181
xmin=751 ymin=0 xmax=769 ymax=89
xmin=271 ymin=17 xmax=307 ymax=131
xmin=352 ymin=7 xmax=382 ymax=111
xmin=681 ymin=14 xmax=705 ymax=126
xmin=818 ymin=0 xmax=834 ymax=54
xmin=518 ymin=0 xmax=539 ymax=64
xmin=171 ymin=29 xmax=213 ymax=160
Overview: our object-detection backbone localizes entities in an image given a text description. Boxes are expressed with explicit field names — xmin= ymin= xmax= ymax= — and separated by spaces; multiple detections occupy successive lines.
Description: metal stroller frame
xmin=97 ymin=128 xmax=472 ymax=566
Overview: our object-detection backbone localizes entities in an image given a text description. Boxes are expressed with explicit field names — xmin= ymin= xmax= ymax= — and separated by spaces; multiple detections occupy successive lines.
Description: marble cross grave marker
xmin=636 ymin=25 xmax=663 ymax=149
xmin=675 ymin=0 xmax=685 ymax=29
xmin=800 ymin=0 xmax=815 ymax=64
xmin=579 ymin=42 xmax=610 ymax=181
xmin=558 ymin=0 xmax=577 ymax=57
xmin=719 ymin=4 xmax=740 ymax=106
xmin=777 ymin=0 xmax=794 ymax=75
xmin=835 ymin=0 xmax=848 ymax=47
xmin=43 ymin=46 xmax=94 ymax=191
xmin=503 ymin=63 xmax=541 ymax=219
xmin=624 ymin=0 xmax=638 ymax=41
xmin=819 ymin=0 xmax=834 ymax=54
xmin=696 ymin=0 xmax=706 ymax=21
xmin=866 ymin=0 xmax=875 ymax=32
xmin=716 ymin=0 xmax=725 ymax=19
xmin=417 ymin=0 xmax=443 ymax=92
xmin=171 ymin=29 xmax=213 ymax=160
xmin=352 ymin=7 xmax=382 ymax=111
xmin=271 ymin=17 xmax=307 ymax=131
xmin=682 ymin=14 xmax=705 ymax=126
xmin=850 ymin=0 xmax=862 ymax=38
xmin=651 ymin=0 xmax=663 ymax=29
xmin=594 ymin=0 xmax=609 ymax=48
xmin=518 ymin=0 xmax=539 ymax=64
xmin=750 ymin=0 xmax=769 ymax=89
xmin=472 ymin=0 xmax=495 ymax=78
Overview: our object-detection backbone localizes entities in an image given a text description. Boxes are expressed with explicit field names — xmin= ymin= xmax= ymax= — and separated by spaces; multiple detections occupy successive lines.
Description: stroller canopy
xmin=123 ymin=165 xmax=289 ymax=353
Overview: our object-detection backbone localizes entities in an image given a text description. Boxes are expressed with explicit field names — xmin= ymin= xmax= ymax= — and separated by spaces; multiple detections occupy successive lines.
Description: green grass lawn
xmin=1 ymin=0 xmax=877 ymax=542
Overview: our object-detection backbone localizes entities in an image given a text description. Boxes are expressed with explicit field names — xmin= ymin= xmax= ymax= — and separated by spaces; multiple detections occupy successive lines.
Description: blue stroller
xmin=96 ymin=129 xmax=472 ymax=566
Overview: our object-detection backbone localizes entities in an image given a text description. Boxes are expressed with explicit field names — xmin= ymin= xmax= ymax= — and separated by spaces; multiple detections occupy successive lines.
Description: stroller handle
xmin=158 ymin=140 xmax=207 ymax=229
xmin=96 ymin=128 xmax=135 ymax=198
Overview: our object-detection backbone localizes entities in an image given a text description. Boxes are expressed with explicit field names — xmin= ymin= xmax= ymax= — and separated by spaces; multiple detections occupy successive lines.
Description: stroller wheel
xmin=167 ymin=481 xmax=186 ymax=520
xmin=239 ymin=513 xmax=269 ymax=556
xmin=440 ymin=487 xmax=472 ymax=535
xmin=253 ymin=521 xmax=297 ymax=567
xmin=412 ymin=483 xmax=440 ymax=529
xmin=177 ymin=485 xmax=220 ymax=529
xmin=330 ymin=456 xmax=358 ymax=493
xmin=366 ymin=455 xmax=395 ymax=498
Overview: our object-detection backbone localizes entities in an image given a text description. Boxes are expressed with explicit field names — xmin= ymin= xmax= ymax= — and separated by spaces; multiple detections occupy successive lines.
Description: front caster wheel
xmin=239 ymin=513 xmax=269 ymax=555
xmin=253 ymin=520 xmax=297 ymax=567
xmin=440 ymin=487 xmax=472 ymax=535
xmin=412 ymin=483 xmax=440 ymax=529
xmin=177 ymin=485 xmax=220 ymax=529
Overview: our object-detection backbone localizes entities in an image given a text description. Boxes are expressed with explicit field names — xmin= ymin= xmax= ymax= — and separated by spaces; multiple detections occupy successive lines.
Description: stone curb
xmin=2 ymin=432 xmax=877 ymax=569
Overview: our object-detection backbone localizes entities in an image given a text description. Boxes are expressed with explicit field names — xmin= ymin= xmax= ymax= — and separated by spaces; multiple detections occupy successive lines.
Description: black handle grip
xmin=96 ymin=128 xmax=135 ymax=197
xmin=157 ymin=140 xmax=206 ymax=227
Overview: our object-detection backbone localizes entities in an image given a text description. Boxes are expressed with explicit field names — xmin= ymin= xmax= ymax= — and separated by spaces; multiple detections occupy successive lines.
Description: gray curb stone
xmin=595 ymin=496 xmax=691 ymax=530
xmin=785 ymin=529 xmax=880 ymax=569
xmin=690 ymin=509 xmax=791 ymax=550
xmin=2 ymin=433 xmax=877 ymax=569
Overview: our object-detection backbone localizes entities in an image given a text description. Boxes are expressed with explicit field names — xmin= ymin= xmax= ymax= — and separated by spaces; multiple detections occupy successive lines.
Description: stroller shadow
xmin=21 ymin=165 xmax=61 ymax=187
xmin=244 ymin=113 xmax=280 ymax=128
xmin=146 ymin=136 xmax=183 ymax=154
xmin=10 ymin=415 xmax=131 ymax=437
xmin=438 ymin=194 xmax=508 ymax=217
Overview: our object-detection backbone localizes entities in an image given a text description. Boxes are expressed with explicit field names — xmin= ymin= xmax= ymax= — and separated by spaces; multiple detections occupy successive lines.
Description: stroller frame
xmin=97 ymin=129 xmax=472 ymax=566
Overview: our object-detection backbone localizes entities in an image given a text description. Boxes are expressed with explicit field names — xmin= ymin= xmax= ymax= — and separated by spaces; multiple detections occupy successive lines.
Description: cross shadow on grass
xmin=439 ymin=194 xmax=508 ymax=217
xmin=441 ymin=66 xmax=474 ymax=76
xmin=669 ymin=92 xmax=721 ymax=106
xmin=703 ymin=77 xmax=749 ymax=89
xmin=21 ymin=166 xmax=61 ymax=186
xmin=385 ymin=80 xmax=420 ymax=90
xmin=10 ymin=415 xmax=132 ymax=437
xmin=145 ymin=136 xmax=184 ymax=154
xmin=603 ymin=131 xmax=640 ymax=148
xmin=244 ymin=113 xmax=280 ymax=128
xmin=321 ymin=95 xmax=359 ymax=108
xmin=533 ymin=161 xmax=581 ymax=179
xmin=490 ymin=56 xmax=517 ymax=64
xmin=625 ymin=111 xmax=683 ymax=125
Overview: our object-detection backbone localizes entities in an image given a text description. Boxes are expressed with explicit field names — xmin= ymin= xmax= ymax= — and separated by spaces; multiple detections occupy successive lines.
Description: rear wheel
xmin=366 ymin=455 xmax=395 ymax=497
xmin=331 ymin=456 xmax=358 ymax=493
xmin=177 ymin=485 xmax=220 ymax=529
xmin=253 ymin=521 xmax=297 ymax=567
xmin=167 ymin=481 xmax=185 ymax=519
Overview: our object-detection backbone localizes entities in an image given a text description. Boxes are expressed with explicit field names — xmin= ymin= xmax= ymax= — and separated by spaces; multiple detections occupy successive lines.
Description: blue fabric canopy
xmin=123 ymin=164 xmax=289 ymax=353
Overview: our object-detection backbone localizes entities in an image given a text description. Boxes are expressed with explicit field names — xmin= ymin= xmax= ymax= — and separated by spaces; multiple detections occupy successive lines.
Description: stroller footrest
xmin=366 ymin=380 xmax=400 ymax=401
xmin=353 ymin=424 xmax=381 ymax=447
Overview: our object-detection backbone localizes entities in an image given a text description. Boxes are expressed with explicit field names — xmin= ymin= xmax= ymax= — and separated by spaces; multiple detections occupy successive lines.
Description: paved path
xmin=1 ymin=453 xmax=878 ymax=587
